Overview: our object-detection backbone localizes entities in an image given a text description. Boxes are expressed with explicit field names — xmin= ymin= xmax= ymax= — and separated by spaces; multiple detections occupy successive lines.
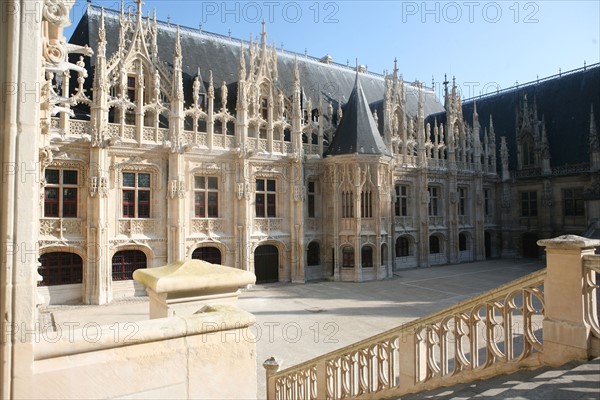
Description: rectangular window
xmin=307 ymin=181 xmax=316 ymax=218
xmin=458 ymin=187 xmax=467 ymax=216
xmin=395 ymin=185 xmax=408 ymax=217
xmin=194 ymin=176 xmax=219 ymax=218
xmin=428 ymin=187 xmax=439 ymax=216
xmin=125 ymin=76 xmax=136 ymax=125
xmin=521 ymin=191 xmax=538 ymax=217
xmin=256 ymin=178 xmax=276 ymax=218
xmin=260 ymin=97 xmax=268 ymax=120
xmin=564 ymin=188 xmax=585 ymax=217
xmin=122 ymin=172 xmax=151 ymax=218
xmin=361 ymin=190 xmax=372 ymax=218
xmin=342 ymin=191 xmax=354 ymax=218
xmin=44 ymin=169 xmax=78 ymax=218
xmin=484 ymin=188 xmax=491 ymax=215
xmin=127 ymin=76 xmax=136 ymax=102
xmin=342 ymin=248 xmax=354 ymax=268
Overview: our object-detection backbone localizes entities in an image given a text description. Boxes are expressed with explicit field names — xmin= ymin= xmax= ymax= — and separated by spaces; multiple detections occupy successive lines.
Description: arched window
xmin=38 ymin=252 xmax=83 ymax=286
xmin=429 ymin=236 xmax=440 ymax=254
xmin=112 ymin=250 xmax=147 ymax=281
xmin=361 ymin=246 xmax=373 ymax=268
xmin=459 ymin=233 xmax=467 ymax=251
xmin=307 ymin=242 xmax=320 ymax=266
xmin=381 ymin=244 xmax=388 ymax=266
xmin=342 ymin=246 xmax=354 ymax=268
xmin=396 ymin=237 xmax=410 ymax=257
xmin=192 ymin=246 xmax=222 ymax=264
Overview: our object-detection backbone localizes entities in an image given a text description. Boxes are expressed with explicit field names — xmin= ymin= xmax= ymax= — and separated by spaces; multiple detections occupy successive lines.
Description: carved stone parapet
xmin=192 ymin=219 xmax=223 ymax=236
xmin=118 ymin=219 xmax=156 ymax=236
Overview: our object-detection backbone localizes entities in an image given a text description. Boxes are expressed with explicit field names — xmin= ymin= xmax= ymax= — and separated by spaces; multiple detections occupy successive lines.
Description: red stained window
xmin=38 ymin=252 xmax=83 ymax=286
xmin=122 ymin=172 xmax=151 ymax=218
xmin=44 ymin=169 xmax=78 ymax=218
xmin=112 ymin=250 xmax=146 ymax=281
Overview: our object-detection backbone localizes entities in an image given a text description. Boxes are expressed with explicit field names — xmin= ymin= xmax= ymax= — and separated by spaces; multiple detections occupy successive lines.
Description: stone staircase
xmin=397 ymin=357 xmax=600 ymax=400
xmin=264 ymin=235 xmax=600 ymax=400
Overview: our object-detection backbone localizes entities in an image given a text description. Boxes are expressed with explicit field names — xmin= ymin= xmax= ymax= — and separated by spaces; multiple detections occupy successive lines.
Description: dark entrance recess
xmin=485 ymin=232 xmax=492 ymax=259
xmin=191 ymin=246 xmax=222 ymax=264
xmin=522 ymin=233 xmax=540 ymax=258
xmin=254 ymin=245 xmax=279 ymax=283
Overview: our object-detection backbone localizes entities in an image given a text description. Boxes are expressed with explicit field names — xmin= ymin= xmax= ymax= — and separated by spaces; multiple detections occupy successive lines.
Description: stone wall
xmin=24 ymin=306 xmax=257 ymax=399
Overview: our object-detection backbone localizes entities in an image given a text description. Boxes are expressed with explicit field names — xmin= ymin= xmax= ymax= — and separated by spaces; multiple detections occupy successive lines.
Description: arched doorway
xmin=459 ymin=233 xmax=467 ymax=251
xmin=254 ymin=245 xmax=279 ymax=283
xmin=485 ymin=231 xmax=492 ymax=259
xmin=396 ymin=236 xmax=410 ymax=257
xmin=522 ymin=233 xmax=540 ymax=258
xmin=192 ymin=246 xmax=222 ymax=264
xmin=307 ymin=242 xmax=320 ymax=266
xmin=429 ymin=236 xmax=440 ymax=254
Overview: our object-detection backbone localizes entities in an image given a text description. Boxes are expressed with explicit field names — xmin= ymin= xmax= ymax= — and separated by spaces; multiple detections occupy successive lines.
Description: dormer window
xmin=522 ymin=135 xmax=535 ymax=167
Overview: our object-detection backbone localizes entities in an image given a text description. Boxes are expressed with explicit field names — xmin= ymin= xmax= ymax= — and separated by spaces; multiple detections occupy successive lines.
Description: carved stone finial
xmin=174 ymin=25 xmax=182 ymax=58
xmin=208 ymin=70 xmax=214 ymax=98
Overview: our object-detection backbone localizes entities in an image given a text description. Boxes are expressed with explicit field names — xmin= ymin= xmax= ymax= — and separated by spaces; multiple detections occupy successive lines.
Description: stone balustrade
xmin=264 ymin=234 xmax=600 ymax=399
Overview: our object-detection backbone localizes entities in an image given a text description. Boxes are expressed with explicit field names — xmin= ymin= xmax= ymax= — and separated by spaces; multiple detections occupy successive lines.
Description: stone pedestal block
xmin=133 ymin=259 xmax=256 ymax=319
xmin=538 ymin=234 xmax=600 ymax=365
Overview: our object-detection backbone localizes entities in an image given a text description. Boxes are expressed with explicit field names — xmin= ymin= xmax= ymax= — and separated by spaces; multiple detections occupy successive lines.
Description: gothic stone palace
xmin=37 ymin=2 xmax=600 ymax=304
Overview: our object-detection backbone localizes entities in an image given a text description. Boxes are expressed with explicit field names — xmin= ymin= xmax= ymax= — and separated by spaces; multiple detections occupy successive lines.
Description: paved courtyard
xmin=46 ymin=258 xmax=546 ymax=398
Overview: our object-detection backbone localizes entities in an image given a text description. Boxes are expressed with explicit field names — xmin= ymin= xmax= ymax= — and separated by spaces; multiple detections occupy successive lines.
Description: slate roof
xmin=70 ymin=4 xmax=443 ymax=119
xmin=425 ymin=65 xmax=600 ymax=171
xmin=325 ymin=75 xmax=391 ymax=157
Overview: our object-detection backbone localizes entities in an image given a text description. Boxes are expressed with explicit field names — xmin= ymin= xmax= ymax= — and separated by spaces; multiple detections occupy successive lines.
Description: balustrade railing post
xmin=315 ymin=358 xmax=328 ymax=399
xmin=263 ymin=357 xmax=280 ymax=400
xmin=397 ymin=326 xmax=424 ymax=393
xmin=538 ymin=235 xmax=600 ymax=366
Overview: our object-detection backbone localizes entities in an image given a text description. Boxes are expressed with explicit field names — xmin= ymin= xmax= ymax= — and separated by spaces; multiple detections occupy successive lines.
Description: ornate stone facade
xmin=35 ymin=2 xmax=599 ymax=305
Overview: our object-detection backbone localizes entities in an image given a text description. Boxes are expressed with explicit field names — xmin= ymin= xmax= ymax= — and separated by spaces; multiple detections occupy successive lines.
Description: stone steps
xmin=397 ymin=357 xmax=600 ymax=400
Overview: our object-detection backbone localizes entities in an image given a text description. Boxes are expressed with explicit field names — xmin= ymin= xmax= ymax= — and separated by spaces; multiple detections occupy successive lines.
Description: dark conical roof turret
xmin=325 ymin=74 xmax=390 ymax=156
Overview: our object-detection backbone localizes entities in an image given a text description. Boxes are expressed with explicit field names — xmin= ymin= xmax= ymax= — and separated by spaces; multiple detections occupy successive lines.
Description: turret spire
xmin=134 ymin=0 xmax=143 ymax=22
xmin=238 ymin=42 xmax=246 ymax=80
xmin=174 ymin=25 xmax=182 ymax=58
xmin=99 ymin=7 xmax=106 ymax=43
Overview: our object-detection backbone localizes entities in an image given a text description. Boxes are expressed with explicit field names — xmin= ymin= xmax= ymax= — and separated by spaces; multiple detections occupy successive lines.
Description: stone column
xmin=263 ymin=357 xmax=280 ymax=399
xmin=538 ymin=235 xmax=600 ymax=365
xmin=398 ymin=327 xmax=426 ymax=393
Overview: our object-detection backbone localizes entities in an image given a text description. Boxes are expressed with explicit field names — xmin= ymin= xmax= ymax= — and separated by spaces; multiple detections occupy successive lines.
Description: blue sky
xmin=65 ymin=1 xmax=599 ymax=101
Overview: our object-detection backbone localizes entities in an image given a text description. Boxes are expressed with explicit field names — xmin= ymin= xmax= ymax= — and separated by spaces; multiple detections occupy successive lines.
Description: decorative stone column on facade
xmin=133 ymin=259 xmax=256 ymax=318
xmin=538 ymin=235 xmax=600 ymax=365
